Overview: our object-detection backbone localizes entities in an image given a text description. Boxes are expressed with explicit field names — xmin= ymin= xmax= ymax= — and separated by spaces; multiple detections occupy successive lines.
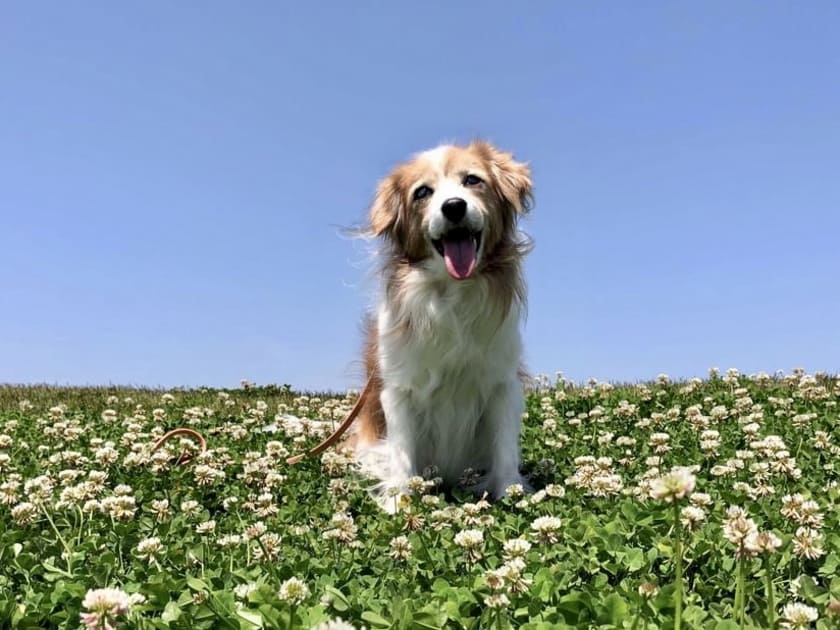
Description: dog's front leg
xmin=483 ymin=378 xmax=530 ymax=498
xmin=377 ymin=386 xmax=417 ymax=511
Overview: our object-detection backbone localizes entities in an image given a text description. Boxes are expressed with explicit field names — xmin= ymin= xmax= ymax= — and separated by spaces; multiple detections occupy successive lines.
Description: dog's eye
xmin=413 ymin=185 xmax=433 ymax=201
xmin=463 ymin=174 xmax=483 ymax=187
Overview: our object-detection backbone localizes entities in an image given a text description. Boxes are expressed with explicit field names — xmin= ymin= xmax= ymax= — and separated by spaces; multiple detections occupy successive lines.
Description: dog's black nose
xmin=441 ymin=197 xmax=467 ymax=223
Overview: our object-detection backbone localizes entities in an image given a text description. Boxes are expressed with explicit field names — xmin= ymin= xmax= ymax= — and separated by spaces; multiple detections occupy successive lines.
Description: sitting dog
xmin=352 ymin=141 xmax=534 ymax=508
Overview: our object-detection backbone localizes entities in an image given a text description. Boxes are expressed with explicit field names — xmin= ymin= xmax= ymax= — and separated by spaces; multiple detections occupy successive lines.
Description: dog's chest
xmin=378 ymin=283 xmax=520 ymax=401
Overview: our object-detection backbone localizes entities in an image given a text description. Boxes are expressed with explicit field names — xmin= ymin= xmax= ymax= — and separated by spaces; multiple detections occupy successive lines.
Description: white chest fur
xmin=370 ymin=273 xmax=526 ymax=495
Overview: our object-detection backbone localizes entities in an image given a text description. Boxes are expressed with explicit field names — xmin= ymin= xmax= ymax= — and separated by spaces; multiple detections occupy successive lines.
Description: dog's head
xmin=368 ymin=141 xmax=532 ymax=280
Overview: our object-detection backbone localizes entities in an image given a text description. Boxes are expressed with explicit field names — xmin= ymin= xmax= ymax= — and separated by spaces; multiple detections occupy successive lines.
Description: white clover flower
xmin=503 ymin=537 xmax=532 ymax=560
xmin=453 ymin=529 xmax=484 ymax=548
xmin=505 ymin=483 xmax=525 ymax=499
xmin=82 ymin=499 xmax=101 ymax=514
xmin=194 ymin=464 xmax=225 ymax=486
xmin=388 ymin=535 xmax=412 ymax=561
xmin=589 ymin=473 xmax=624 ymax=497
xmin=780 ymin=602 xmax=818 ymax=628
xmin=135 ymin=537 xmax=163 ymax=563
xmin=80 ymin=587 xmax=132 ymax=629
xmin=11 ymin=501 xmax=38 ymax=525
xmin=680 ymin=505 xmax=706 ymax=531
xmin=709 ymin=464 xmax=734 ymax=477
xmin=243 ymin=520 xmax=267 ymax=540
xmin=638 ymin=581 xmax=659 ymax=598
xmin=800 ymin=502 xmax=824 ymax=528
xmin=196 ymin=519 xmax=216 ymax=535
xmin=484 ymin=568 xmax=507 ymax=592
xmin=217 ymin=534 xmax=242 ymax=549
xmin=180 ymin=499 xmax=201 ymax=516
xmin=320 ymin=451 xmax=356 ymax=476
xmin=497 ymin=557 xmax=531 ymax=594
xmin=88 ymin=470 xmax=108 ymax=485
xmin=813 ymin=431 xmax=831 ymax=449
xmin=689 ymin=492 xmax=712 ymax=507
xmin=149 ymin=499 xmax=172 ymax=521
xmin=94 ymin=446 xmax=120 ymax=466
xmin=453 ymin=529 xmax=484 ymax=562
xmin=462 ymin=501 xmax=488 ymax=525
xmin=792 ymin=527 xmax=824 ymax=560
xmin=649 ymin=432 xmax=671 ymax=454
xmin=253 ymin=532 xmax=282 ymax=561
xmin=24 ymin=475 xmax=54 ymax=503
xmin=406 ymin=476 xmax=427 ymax=494
xmin=322 ymin=512 xmax=357 ymax=544
xmin=530 ymin=516 xmax=562 ymax=544
xmin=649 ymin=468 xmax=696 ymax=503
xmin=278 ymin=577 xmax=309 ymax=605
xmin=484 ymin=593 xmax=511 ymax=609
xmin=544 ymin=484 xmax=565 ymax=498
xmin=101 ymin=495 xmax=137 ymax=521
xmin=744 ymin=531 xmax=783 ymax=555
xmin=0 ymin=480 xmax=20 ymax=506
xmin=722 ymin=506 xmax=759 ymax=557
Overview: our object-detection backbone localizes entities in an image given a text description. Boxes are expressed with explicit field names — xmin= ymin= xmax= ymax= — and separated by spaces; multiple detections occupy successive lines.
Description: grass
xmin=0 ymin=369 xmax=839 ymax=629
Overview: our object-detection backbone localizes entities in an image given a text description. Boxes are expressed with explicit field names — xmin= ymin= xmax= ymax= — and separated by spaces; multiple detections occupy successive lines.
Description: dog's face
xmin=369 ymin=141 xmax=532 ymax=280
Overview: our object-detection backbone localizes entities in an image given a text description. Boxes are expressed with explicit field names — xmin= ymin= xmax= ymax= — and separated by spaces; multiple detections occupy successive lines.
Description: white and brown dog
xmin=352 ymin=140 xmax=534 ymax=507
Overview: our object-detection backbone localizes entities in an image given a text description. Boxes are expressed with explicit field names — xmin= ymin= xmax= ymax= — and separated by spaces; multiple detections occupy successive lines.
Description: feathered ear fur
xmin=368 ymin=174 xmax=402 ymax=237
xmin=471 ymin=141 xmax=533 ymax=215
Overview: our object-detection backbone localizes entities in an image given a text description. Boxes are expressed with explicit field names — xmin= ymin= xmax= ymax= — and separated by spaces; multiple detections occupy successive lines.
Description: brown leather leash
xmin=286 ymin=379 xmax=370 ymax=464
xmin=150 ymin=427 xmax=207 ymax=464
xmin=147 ymin=383 xmax=369 ymax=467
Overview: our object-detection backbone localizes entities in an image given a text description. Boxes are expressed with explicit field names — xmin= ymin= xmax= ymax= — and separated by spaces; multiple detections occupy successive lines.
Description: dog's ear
xmin=473 ymin=141 xmax=533 ymax=215
xmin=368 ymin=174 xmax=403 ymax=237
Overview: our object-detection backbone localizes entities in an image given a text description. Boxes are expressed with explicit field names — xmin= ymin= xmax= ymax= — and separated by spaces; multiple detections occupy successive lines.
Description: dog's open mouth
xmin=432 ymin=228 xmax=481 ymax=280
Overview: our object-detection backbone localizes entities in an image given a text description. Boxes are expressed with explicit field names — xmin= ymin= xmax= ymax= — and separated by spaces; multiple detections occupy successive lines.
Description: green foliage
xmin=0 ymin=371 xmax=838 ymax=628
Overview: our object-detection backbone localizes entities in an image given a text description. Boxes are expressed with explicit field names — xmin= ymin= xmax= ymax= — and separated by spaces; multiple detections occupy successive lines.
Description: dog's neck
xmin=382 ymin=262 xmax=522 ymax=342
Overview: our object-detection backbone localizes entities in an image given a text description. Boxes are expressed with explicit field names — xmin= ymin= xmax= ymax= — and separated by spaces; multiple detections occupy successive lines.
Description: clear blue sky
xmin=2 ymin=2 xmax=839 ymax=390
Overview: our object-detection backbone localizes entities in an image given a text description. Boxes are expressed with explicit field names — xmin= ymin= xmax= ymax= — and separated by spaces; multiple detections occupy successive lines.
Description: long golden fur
xmin=355 ymin=141 xmax=533 ymax=451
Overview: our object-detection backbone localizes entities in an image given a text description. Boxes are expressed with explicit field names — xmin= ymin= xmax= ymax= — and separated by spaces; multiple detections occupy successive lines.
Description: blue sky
xmin=2 ymin=2 xmax=839 ymax=390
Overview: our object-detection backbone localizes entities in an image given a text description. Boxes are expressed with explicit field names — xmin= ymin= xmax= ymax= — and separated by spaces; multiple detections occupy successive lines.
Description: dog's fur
xmin=352 ymin=141 xmax=533 ymax=507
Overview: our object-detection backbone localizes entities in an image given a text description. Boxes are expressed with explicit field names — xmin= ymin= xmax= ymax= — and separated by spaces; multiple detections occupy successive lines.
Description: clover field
xmin=1 ymin=369 xmax=839 ymax=629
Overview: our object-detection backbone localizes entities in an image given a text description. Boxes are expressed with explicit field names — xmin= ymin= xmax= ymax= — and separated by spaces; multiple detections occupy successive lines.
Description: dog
xmin=351 ymin=140 xmax=534 ymax=509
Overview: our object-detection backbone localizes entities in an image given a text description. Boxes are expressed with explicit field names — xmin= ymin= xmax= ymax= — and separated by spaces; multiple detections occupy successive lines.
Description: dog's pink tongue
xmin=443 ymin=237 xmax=476 ymax=280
